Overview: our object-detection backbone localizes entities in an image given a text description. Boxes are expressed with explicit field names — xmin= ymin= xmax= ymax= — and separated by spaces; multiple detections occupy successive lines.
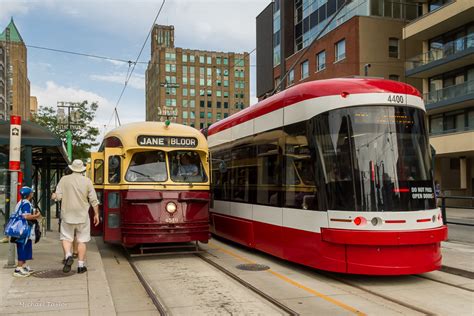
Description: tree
xmin=33 ymin=101 xmax=100 ymax=159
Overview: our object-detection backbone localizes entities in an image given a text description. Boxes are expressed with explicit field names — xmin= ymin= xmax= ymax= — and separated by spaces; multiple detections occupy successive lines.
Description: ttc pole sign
xmin=9 ymin=115 xmax=21 ymax=171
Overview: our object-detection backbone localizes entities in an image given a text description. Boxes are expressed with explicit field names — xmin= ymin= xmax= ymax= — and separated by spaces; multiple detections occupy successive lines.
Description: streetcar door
xmin=103 ymin=148 xmax=123 ymax=243
xmin=90 ymin=152 xmax=105 ymax=236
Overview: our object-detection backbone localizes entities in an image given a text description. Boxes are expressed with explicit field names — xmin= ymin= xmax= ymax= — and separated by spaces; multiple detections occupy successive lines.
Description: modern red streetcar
xmin=208 ymin=78 xmax=447 ymax=275
xmin=90 ymin=122 xmax=211 ymax=248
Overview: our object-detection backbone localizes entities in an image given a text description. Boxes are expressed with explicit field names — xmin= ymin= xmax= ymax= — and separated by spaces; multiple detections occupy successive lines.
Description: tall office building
xmin=146 ymin=25 xmax=250 ymax=129
xmin=0 ymin=18 xmax=31 ymax=120
xmin=256 ymin=0 xmax=423 ymax=99
xmin=404 ymin=0 xmax=474 ymax=202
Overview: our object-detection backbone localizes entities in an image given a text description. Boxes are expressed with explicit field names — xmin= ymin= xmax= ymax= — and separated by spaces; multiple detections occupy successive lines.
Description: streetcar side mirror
xmin=219 ymin=161 xmax=227 ymax=174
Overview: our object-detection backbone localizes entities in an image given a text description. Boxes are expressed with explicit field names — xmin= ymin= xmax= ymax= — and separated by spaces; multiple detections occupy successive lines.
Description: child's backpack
xmin=4 ymin=202 xmax=31 ymax=243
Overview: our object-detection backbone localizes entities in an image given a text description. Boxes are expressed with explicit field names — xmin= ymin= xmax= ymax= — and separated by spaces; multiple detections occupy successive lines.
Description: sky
xmin=1 ymin=0 xmax=269 ymax=137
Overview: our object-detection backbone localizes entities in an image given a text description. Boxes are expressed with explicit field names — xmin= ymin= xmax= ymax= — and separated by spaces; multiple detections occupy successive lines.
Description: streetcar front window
xmin=125 ymin=151 xmax=167 ymax=182
xmin=169 ymin=150 xmax=208 ymax=183
xmin=311 ymin=106 xmax=435 ymax=212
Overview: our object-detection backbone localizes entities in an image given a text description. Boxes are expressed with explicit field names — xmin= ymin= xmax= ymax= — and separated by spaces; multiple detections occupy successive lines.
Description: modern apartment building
xmin=256 ymin=0 xmax=423 ymax=99
xmin=146 ymin=25 xmax=250 ymax=129
xmin=0 ymin=18 xmax=31 ymax=120
xmin=404 ymin=0 xmax=474 ymax=202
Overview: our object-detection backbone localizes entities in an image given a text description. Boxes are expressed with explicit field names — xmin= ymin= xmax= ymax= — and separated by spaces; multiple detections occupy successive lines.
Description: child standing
xmin=13 ymin=186 xmax=41 ymax=277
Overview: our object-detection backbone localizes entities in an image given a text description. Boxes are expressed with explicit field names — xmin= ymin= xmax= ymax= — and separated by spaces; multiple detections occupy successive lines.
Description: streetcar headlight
xmin=166 ymin=202 xmax=177 ymax=214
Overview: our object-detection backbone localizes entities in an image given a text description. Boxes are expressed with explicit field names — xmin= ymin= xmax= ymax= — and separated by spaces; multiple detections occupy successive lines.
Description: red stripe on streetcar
xmin=385 ymin=220 xmax=406 ymax=224
xmin=208 ymin=78 xmax=421 ymax=136
xmin=10 ymin=115 xmax=21 ymax=125
xmin=330 ymin=218 xmax=352 ymax=223
xmin=393 ymin=188 xmax=410 ymax=193
xmin=417 ymin=218 xmax=431 ymax=223
xmin=9 ymin=161 xmax=20 ymax=170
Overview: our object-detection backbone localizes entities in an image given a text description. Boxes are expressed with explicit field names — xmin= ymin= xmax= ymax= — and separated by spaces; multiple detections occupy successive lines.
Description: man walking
xmin=52 ymin=159 xmax=99 ymax=274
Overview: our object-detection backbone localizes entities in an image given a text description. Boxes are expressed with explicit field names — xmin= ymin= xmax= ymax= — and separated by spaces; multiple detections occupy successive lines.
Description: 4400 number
xmin=387 ymin=95 xmax=404 ymax=103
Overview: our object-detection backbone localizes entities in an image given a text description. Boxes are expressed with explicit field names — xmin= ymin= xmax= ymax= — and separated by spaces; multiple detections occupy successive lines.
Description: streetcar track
xmin=124 ymin=249 xmax=169 ymax=315
xmin=414 ymin=274 xmax=474 ymax=292
xmin=316 ymin=272 xmax=435 ymax=316
xmin=195 ymin=252 xmax=299 ymax=316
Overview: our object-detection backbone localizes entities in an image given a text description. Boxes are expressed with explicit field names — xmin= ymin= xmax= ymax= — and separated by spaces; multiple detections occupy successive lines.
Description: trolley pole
xmin=4 ymin=115 xmax=22 ymax=269
xmin=57 ymin=102 xmax=80 ymax=161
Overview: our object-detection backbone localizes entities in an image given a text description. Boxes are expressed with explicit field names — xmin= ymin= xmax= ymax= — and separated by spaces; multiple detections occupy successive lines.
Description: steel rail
xmin=124 ymin=249 xmax=169 ymax=315
xmin=195 ymin=253 xmax=299 ymax=316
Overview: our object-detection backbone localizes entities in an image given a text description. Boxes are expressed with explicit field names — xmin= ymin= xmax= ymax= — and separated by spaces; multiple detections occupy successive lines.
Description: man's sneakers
xmin=13 ymin=267 xmax=30 ymax=277
xmin=23 ymin=266 xmax=34 ymax=273
xmin=63 ymin=256 xmax=74 ymax=273
xmin=77 ymin=266 xmax=87 ymax=274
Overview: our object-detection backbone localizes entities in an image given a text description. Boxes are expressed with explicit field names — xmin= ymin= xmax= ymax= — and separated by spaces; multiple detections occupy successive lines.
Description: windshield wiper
xmin=129 ymin=169 xmax=155 ymax=181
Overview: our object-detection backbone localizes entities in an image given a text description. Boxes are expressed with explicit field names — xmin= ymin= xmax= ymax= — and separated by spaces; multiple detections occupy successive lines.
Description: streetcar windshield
xmin=169 ymin=150 xmax=208 ymax=183
xmin=125 ymin=150 xmax=168 ymax=182
xmin=311 ymin=106 xmax=435 ymax=212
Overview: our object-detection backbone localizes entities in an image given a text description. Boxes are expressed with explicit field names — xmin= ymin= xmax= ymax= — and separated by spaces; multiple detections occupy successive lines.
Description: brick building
xmin=256 ymin=0 xmax=423 ymax=99
xmin=0 ymin=18 xmax=31 ymax=120
xmin=146 ymin=25 xmax=250 ymax=129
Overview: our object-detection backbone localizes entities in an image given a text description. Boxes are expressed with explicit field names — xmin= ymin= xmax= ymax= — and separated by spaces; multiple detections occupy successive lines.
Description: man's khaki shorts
xmin=60 ymin=220 xmax=91 ymax=243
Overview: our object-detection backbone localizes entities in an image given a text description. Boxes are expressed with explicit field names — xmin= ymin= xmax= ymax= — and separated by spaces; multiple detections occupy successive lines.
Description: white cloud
xmin=0 ymin=2 xmax=30 ymax=23
xmin=90 ymin=73 xmax=145 ymax=90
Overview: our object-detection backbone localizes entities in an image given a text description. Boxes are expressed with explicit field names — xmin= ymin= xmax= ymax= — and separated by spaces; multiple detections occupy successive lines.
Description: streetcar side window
xmin=283 ymin=122 xmax=319 ymax=211
xmin=94 ymin=159 xmax=104 ymax=184
xmin=108 ymin=156 xmax=121 ymax=184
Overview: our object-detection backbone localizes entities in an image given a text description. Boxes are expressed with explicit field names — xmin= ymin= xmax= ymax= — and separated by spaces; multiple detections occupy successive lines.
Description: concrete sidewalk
xmin=0 ymin=226 xmax=115 ymax=315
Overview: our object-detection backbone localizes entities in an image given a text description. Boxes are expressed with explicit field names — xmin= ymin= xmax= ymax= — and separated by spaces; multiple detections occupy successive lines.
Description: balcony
xmin=406 ymin=34 xmax=474 ymax=78
xmin=424 ymin=80 xmax=474 ymax=111
xmin=404 ymin=0 xmax=474 ymax=41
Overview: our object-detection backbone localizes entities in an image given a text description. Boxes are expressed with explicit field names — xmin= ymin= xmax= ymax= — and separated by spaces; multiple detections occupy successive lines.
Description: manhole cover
xmin=32 ymin=269 xmax=75 ymax=278
xmin=235 ymin=263 xmax=270 ymax=271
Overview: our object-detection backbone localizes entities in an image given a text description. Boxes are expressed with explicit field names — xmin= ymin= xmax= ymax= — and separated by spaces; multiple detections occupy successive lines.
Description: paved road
xmin=446 ymin=208 xmax=473 ymax=244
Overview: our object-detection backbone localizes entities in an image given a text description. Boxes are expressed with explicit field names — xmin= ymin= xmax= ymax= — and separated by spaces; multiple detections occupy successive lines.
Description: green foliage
xmin=32 ymin=101 xmax=100 ymax=159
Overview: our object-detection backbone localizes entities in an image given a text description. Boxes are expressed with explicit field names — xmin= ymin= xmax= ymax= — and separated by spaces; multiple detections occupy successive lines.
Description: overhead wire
xmin=106 ymin=0 xmax=166 ymax=129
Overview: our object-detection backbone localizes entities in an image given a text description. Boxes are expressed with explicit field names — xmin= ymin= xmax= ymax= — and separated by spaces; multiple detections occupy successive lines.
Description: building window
xmin=224 ymin=102 xmax=228 ymax=109
xmin=200 ymin=78 xmax=205 ymax=86
xmin=217 ymin=101 xmax=222 ymax=108
xmin=200 ymin=111 xmax=205 ymax=119
xmin=207 ymin=79 xmax=212 ymax=86
xmin=224 ymin=113 xmax=229 ymax=118
xmin=182 ymin=99 xmax=188 ymax=107
xmin=182 ymin=77 xmax=188 ymax=84
xmin=200 ymin=100 xmax=205 ymax=108
xmin=335 ymin=39 xmax=346 ymax=62
xmin=316 ymin=50 xmax=326 ymax=72
xmin=165 ymin=64 xmax=176 ymax=72
xmin=207 ymin=56 xmax=212 ymax=64
xmin=190 ymin=111 xmax=195 ymax=119
xmin=183 ymin=88 xmax=188 ymax=96
xmin=389 ymin=38 xmax=399 ymax=58
xmin=224 ymin=92 xmax=229 ymax=98
xmin=301 ymin=60 xmax=309 ymax=79
xmin=224 ymin=80 xmax=229 ymax=87
xmin=217 ymin=91 xmax=222 ymax=97
xmin=207 ymin=101 xmax=212 ymax=108
xmin=182 ymin=54 xmax=188 ymax=63
xmin=389 ymin=74 xmax=400 ymax=81
xmin=190 ymin=89 xmax=195 ymax=96
xmin=216 ymin=57 xmax=221 ymax=64
xmin=207 ymin=112 xmax=212 ymax=119
xmin=200 ymin=123 xmax=204 ymax=129
xmin=199 ymin=55 xmax=205 ymax=63
xmin=189 ymin=100 xmax=195 ymax=108
xmin=217 ymin=113 xmax=222 ymax=120
xmin=223 ymin=57 xmax=228 ymax=65
xmin=190 ymin=55 xmax=195 ymax=63
xmin=182 ymin=111 xmax=188 ymax=119
xmin=287 ymin=69 xmax=294 ymax=86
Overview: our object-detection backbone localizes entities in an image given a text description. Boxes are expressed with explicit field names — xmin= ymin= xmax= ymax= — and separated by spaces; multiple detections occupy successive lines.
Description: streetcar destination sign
xmin=137 ymin=135 xmax=198 ymax=147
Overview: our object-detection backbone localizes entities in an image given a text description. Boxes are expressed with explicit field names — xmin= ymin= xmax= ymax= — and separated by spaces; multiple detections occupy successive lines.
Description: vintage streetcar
xmin=208 ymin=78 xmax=447 ymax=275
xmin=89 ymin=121 xmax=211 ymax=248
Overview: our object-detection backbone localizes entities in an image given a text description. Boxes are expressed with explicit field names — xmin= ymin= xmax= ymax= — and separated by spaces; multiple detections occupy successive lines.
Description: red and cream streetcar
xmin=90 ymin=122 xmax=210 ymax=248
xmin=208 ymin=78 xmax=447 ymax=275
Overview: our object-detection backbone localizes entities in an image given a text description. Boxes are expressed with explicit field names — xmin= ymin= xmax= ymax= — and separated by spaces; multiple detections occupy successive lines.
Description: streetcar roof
xmin=103 ymin=121 xmax=208 ymax=150
xmin=208 ymin=78 xmax=421 ymax=137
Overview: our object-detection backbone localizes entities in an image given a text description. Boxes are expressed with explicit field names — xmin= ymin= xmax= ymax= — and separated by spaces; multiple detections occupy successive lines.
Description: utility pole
xmin=57 ymin=102 xmax=81 ymax=161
